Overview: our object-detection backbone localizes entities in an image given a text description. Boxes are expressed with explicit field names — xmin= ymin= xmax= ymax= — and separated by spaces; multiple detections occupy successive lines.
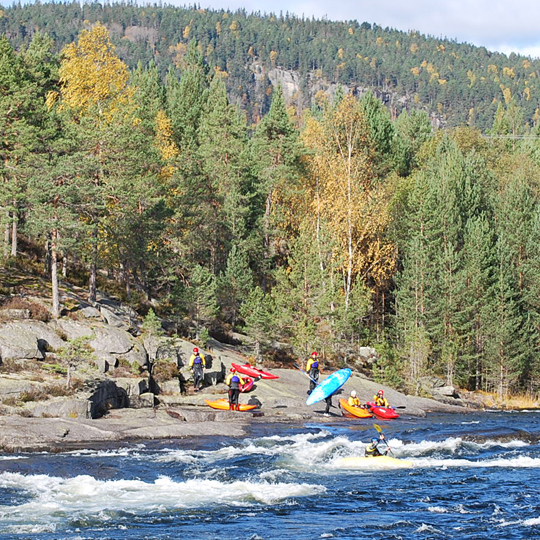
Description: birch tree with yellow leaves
xmin=303 ymin=94 xmax=396 ymax=323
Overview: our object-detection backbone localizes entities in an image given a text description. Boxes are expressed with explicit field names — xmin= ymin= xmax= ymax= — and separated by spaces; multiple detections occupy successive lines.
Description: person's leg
xmin=325 ymin=396 xmax=331 ymax=414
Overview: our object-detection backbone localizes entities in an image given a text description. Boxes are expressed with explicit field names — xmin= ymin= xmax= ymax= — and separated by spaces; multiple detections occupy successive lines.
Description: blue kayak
xmin=306 ymin=368 xmax=352 ymax=405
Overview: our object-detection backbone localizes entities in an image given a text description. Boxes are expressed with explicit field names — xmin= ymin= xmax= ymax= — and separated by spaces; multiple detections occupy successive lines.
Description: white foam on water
xmin=388 ymin=436 xmax=528 ymax=458
xmin=523 ymin=516 xmax=540 ymax=526
xmin=428 ymin=506 xmax=448 ymax=513
xmin=412 ymin=455 xmax=540 ymax=468
xmin=0 ymin=471 xmax=325 ymax=532
xmin=0 ymin=455 xmax=27 ymax=461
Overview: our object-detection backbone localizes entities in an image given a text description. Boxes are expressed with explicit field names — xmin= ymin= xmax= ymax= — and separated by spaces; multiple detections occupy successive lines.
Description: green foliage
xmin=142 ymin=309 xmax=164 ymax=336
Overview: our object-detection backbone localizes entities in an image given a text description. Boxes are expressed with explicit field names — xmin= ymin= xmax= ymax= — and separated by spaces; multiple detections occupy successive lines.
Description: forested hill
xmin=1 ymin=1 xmax=540 ymax=128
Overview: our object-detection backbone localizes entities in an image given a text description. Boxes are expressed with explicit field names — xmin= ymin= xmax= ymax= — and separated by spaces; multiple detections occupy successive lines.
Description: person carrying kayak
xmin=306 ymin=351 xmax=320 ymax=394
xmin=189 ymin=347 xmax=206 ymax=392
xmin=226 ymin=367 xmax=245 ymax=410
xmin=365 ymin=433 xmax=388 ymax=457
xmin=373 ymin=389 xmax=389 ymax=407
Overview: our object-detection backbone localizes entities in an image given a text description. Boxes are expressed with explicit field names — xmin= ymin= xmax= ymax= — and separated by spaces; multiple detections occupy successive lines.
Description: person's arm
xmin=189 ymin=355 xmax=194 ymax=367
xmin=201 ymin=353 xmax=206 ymax=367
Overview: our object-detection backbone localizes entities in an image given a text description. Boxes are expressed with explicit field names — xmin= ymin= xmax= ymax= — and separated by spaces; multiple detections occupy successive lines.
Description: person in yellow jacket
xmin=225 ymin=368 xmax=245 ymax=410
xmin=365 ymin=434 xmax=388 ymax=457
xmin=348 ymin=390 xmax=361 ymax=407
xmin=305 ymin=351 xmax=320 ymax=394
xmin=373 ymin=389 xmax=389 ymax=407
xmin=189 ymin=347 xmax=206 ymax=392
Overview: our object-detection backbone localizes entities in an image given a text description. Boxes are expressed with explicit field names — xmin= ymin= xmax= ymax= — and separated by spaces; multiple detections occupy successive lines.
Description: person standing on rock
xmin=189 ymin=347 xmax=206 ymax=392
xmin=226 ymin=367 xmax=245 ymax=410
xmin=306 ymin=351 xmax=320 ymax=395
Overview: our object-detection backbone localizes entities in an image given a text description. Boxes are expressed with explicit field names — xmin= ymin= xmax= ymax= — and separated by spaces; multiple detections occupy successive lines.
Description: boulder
xmin=0 ymin=377 xmax=43 ymax=398
xmin=0 ymin=321 xmax=67 ymax=360
xmin=129 ymin=392 xmax=156 ymax=408
xmin=0 ymin=309 xmax=30 ymax=320
xmin=96 ymin=297 xmax=140 ymax=328
xmin=78 ymin=305 xmax=102 ymax=319
xmin=32 ymin=398 xmax=90 ymax=419
xmin=99 ymin=305 xmax=125 ymax=328
xmin=115 ymin=377 xmax=150 ymax=397
xmin=119 ymin=343 xmax=148 ymax=368
xmin=87 ymin=380 xmax=129 ymax=419
xmin=89 ymin=326 xmax=134 ymax=355
xmin=51 ymin=320 xmax=94 ymax=341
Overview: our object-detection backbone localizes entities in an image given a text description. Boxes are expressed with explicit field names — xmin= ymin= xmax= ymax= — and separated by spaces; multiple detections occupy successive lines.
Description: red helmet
xmin=230 ymin=367 xmax=236 ymax=373
xmin=312 ymin=351 xmax=317 ymax=357
xmin=378 ymin=390 xmax=384 ymax=395
xmin=193 ymin=347 xmax=199 ymax=353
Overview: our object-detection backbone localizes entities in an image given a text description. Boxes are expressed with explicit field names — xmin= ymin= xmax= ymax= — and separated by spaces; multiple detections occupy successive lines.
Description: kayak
xmin=240 ymin=376 xmax=254 ymax=393
xmin=306 ymin=368 xmax=352 ymax=406
xmin=366 ymin=401 xmax=400 ymax=419
xmin=339 ymin=398 xmax=372 ymax=418
xmin=204 ymin=399 xmax=258 ymax=411
xmin=231 ymin=363 xmax=279 ymax=380
xmin=336 ymin=455 xmax=413 ymax=469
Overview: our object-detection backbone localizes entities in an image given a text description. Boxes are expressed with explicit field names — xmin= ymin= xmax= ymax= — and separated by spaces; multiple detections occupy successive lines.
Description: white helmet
xmin=350 ymin=390 xmax=357 ymax=397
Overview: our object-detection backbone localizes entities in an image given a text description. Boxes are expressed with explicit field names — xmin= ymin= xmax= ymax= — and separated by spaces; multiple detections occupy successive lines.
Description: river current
xmin=0 ymin=411 xmax=539 ymax=539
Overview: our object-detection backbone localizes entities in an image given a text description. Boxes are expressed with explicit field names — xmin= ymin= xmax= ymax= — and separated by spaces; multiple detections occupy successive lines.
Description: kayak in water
xmin=335 ymin=455 xmax=413 ymax=469
xmin=339 ymin=398 xmax=372 ymax=418
xmin=205 ymin=399 xmax=258 ymax=411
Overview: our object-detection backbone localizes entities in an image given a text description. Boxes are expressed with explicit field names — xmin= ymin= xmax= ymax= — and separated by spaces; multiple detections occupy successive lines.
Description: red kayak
xmin=366 ymin=401 xmax=400 ymax=419
xmin=240 ymin=376 xmax=254 ymax=392
xmin=231 ymin=363 xmax=279 ymax=380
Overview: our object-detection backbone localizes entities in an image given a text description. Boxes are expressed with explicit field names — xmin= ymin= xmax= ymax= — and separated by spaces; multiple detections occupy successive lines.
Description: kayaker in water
xmin=226 ymin=367 xmax=245 ymax=410
xmin=365 ymin=434 xmax=388 ymax=457
xmin=189 ymin=347 xmax=206 ymax=392
xmin=373 ymin=389 xmax=389 ymax=407
xmin=306 ymin=351 xmax=320 ymax=394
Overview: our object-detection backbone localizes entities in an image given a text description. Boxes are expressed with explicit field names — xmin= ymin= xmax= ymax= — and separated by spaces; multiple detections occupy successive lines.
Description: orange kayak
xmin=205 ymin=399 xmax=258 ymax=411
xmin=339 ymin=398 xmax=372 ymax=418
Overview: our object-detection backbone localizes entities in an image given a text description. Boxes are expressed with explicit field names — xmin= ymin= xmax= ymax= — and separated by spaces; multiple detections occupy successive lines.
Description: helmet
xmin=193 ymin=347 xmax=199 ymax=353
xmin=230 ymin=367 xmax=236 ymax=373
xmin=378 ymin=390 xmax=384 ymax=395
xmin=350 ymin=391 xmax=357 ymax=397
xmin=312 ymin=351 xmax=317 ymax=357
xmin=371 ymin=438 xmax=378 ymax=444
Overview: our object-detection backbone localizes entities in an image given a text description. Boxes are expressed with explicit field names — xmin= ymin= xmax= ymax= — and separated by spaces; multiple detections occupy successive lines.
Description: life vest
xmin=193 ymin=355 xmax=202 ymax=364
xmin=227 ymin=374 xmax=241 ymax=389
xmin=365 ymin=443 xmax=382 ymax=457
xmin=374 ymin=395 xmax=389 ymax=407
xmin=306 ymin=358 xmax=319 ymax=372
xmin=348 ymin=396 xmax=360 ymax=407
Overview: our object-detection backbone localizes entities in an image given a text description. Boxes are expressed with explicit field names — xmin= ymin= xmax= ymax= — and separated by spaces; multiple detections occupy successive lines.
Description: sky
xmin=183 ymin=0 xmax=540 ymax=58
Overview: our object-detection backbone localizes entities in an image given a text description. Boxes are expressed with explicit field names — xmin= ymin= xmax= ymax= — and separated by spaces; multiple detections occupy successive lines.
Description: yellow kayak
xmin=336 ymin=455 xmax=413 ymax=469
xmin=339 ymin=399 xmax=372 ymax=418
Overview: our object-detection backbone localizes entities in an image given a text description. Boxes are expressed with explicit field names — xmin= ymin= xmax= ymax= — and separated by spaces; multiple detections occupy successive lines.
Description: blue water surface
xmin=0 ymin=411 xmax=539 ymax=540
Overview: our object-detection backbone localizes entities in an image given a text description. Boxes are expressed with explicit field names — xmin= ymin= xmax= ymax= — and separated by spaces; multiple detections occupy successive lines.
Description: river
xmin=0 ymin=411 xmax=539 ymax=539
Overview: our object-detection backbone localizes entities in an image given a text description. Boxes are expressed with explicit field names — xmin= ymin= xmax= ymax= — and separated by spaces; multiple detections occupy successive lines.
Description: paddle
xmin=293 ymin=362 xmax=319 ymax=385
xmin=373 ymin=423 xmax=394 ymax=456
